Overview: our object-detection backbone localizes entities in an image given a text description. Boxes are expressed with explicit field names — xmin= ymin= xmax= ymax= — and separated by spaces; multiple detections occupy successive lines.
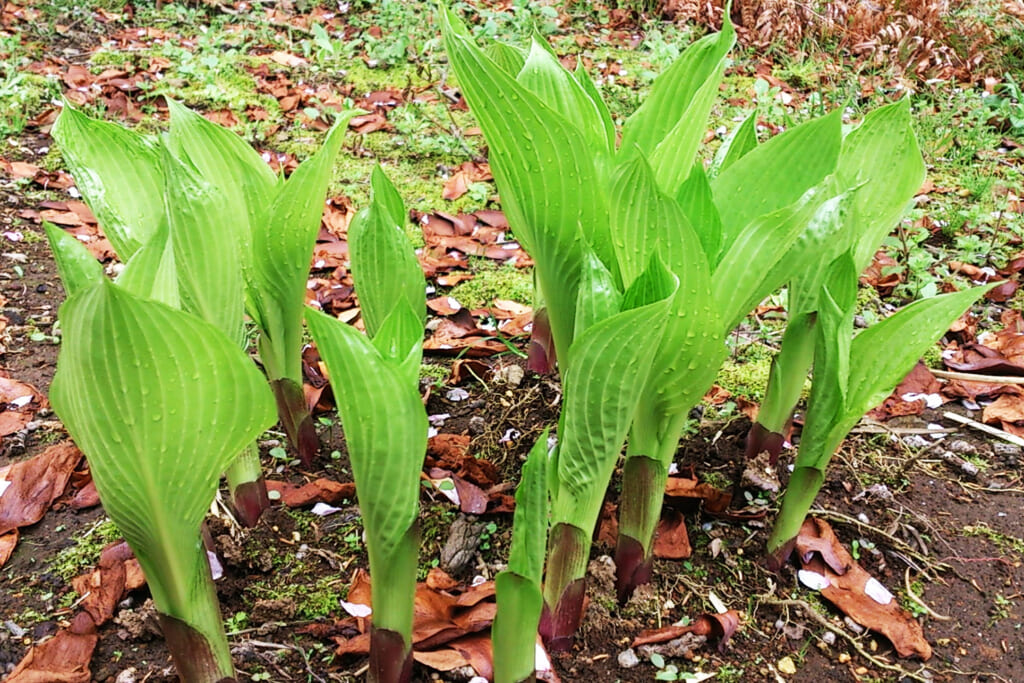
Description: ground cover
xmin=1 ymin=0 xmax=1023 ymax=681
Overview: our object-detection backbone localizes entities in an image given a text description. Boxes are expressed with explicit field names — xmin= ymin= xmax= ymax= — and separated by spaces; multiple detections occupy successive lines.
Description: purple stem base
xmin=368 ymin=627 xmax=413 ymax=683
xmin=744 ymin=422 xmax=786 ymax=465
xmin=270 ymin=378 xmax=319 ymax=468
xmin=230 ymin=477 xmax=270 ymax=528
xmin=614 ymin=533 xmax=654 ymax=606
xmin=538 ymin=577 xmax=586 ymax=652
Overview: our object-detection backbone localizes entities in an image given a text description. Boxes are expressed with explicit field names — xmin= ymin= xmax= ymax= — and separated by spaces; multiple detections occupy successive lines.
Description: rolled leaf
xmin=52 ymin=104 xmax=164 ymax=259
xmin=50 ymin=281 xmax=277 ymax=680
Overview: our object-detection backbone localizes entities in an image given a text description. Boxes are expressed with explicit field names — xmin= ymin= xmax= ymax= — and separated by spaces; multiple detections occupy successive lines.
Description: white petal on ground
xmin=797 ymin=569 xmax=831 ymax=591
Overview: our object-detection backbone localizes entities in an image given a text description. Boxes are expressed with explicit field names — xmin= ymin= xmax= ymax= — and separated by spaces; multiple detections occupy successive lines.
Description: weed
xmin=448 ymin=261 xmax=532 ymax=309
xmin=50 ymin=517 xmax=122 ymax=580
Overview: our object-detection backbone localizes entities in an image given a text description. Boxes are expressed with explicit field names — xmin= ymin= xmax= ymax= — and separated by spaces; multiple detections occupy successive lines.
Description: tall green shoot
xmin=304 ymin=168 xmax=427 ymax=683
xmin=765 ymin=256 xmax=995 ymax=564
xmin=493 ymin=431 xmax=549 ymax=683
xmin=50 ymin=280 xmax=277 ymax=682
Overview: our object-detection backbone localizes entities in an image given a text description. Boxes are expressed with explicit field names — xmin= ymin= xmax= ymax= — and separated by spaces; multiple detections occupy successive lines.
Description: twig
xmin=808 ymin=508 xmax=950 ymax=575
xmin=903 ymin=568 xmax=951 ymax=621
xmin=931 ymin=369 xmax=1024 ymax=385
xmin=941 ymin=411 xmax=1024 ymax=448
xmin=757 ymin=596 xmax=932 ymax=682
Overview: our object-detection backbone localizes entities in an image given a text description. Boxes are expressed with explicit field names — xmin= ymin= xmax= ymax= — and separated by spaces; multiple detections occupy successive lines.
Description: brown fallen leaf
xmin=72 ymin=541 xmax=146 ymax=627
xmin=796 ymin=518 xmax=932 ymax=660
xmin=632 ymin=610 xmax=741 ymax=652
xmin=664 ymin=476 xmax=731 ymax=514
xmin=0 ymin=373 xmax=47 ymax=437
xmin=0 ymin=442 xmax=82 ymax=537
xmin=0 ymin=528 xmax=18 ymax=566
xmin=265 ymin=478 xmax=356 ymax=507
xmin=442 ymin=161 xmax=493 ymax=201
xmin=6 ymin=611 xmax=98 ymax=683
xmin=652 ymin=509 xmax=692 ymax=559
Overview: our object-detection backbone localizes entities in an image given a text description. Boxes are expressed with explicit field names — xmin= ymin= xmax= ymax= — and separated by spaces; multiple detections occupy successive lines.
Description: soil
xmin=2 ymin=5 xmax=1024 ymax=683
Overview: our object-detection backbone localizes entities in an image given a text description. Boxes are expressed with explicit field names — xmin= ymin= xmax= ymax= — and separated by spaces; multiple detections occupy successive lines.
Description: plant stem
xmin=225 ymin=443 xmax=269 ymax=527
xmin=366 ymin=524 xmax=418 ymax=683
xmin=539 ymin=522 xmax=589 ymax=651
xmin=765 ymin=465 xmax=825 ymax=569
xmin=140 ymin=539 xmax=236 ymax=682
xmin=614 ymin=455 xmax=663 ymax=604
xmin=747 ymin=311 xmax=816 ymax=463
xmin=268 ymin=377 xmax=319 ymax=467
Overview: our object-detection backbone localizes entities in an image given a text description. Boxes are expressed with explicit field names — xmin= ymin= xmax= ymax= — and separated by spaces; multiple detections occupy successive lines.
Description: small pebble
xmin=946 ymin=439 xmax=975 ymax=454
xmin=777 ymin=656 xmax=797 ymax=675
xmin=992 ymin=442 xmax=1022 ymax=457
xmin=838 ymin=652 xmax=851 ymax=663
xmin=617 ymin=648 xmax=640 ymax=668
xmin=845 ymin=616 xmax=865 ymax=633
xmin=115 ymin=669 xmax=138 ymax=683
xmin=822 ymin=631 xmax=836 ymax=645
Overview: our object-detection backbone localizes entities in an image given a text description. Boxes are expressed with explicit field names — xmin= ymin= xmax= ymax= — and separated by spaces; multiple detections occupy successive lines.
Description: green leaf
xmin=441 ymin=6 xmax=610 ymax=362
xmin=370 ymin=164 xmax=407 ymax=228
xmin=712 ymin=107 xmax=843 ymax=249
xmin=165 ymin=98 xmax=278 ymax=235
xmin=507 ymin=430 xmax=549 ymax=583
xmin=304 ymin=308 xmax=428 ymax=562
xmin=711 ymin=111 xmax=757 ymax=176
xmin=552 ymin=282 xmax=677 ymax=533
xmin=838 ymin=283 xmax=996 ymax=444
xmin=609 ymin=155 xmax=709 ymax=291
xmin=573 ymin=249 xmax=622 ymax=340
xmin=517 ymin=37 xmax=613 ymax=155
xmin=838 ymin=98 xmax=926 ymax=273
xmin=620 ymin=17 xmax=735 ymax=160
xmin=115 ymin=221 xmax=180 ymax=308
xmin=621 ymin=252 xmax=677 ymax=312
xmin=675 ymin=164 xmax=723 ymax=265
xmin=52 ymin=104 xmax=165 ymax=259
xmin=250 ymin=116 xmax=352 ymax=382
xmin=43 ymin=222 xmax=103 ymax=297
xmin=712 ymin=184 xmax=837 ymax=330
xmin=483 ymin=41 xmax=526 ymax=75
xmin=646 ymin=58 xmax=729 ymax=196
xmin=162 ymin=147 xmax=245 ymax=345
xmin=350 ymin=167 xmax=426 ymax=340
xmin=49 ymin=281 xmax=276 ymax=615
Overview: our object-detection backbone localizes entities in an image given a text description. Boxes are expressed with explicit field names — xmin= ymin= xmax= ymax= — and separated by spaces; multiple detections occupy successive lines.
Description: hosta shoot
xmin=765 ymin=254 xmax=995 ymax=565
xmin=304 ymin=168 xmax=427 ymax=683
xmin=50 ymin=280 xmax=277 ymax=682
xmin=493 ymin=431 xmax=549 ymax=683
xmin=52 ymin=103 xmax=353 ymax=523
xmin=442 ymin=3 xmax=859 ymax=633
xmin=162 ymin=101 xmax=358 ymax=468
xmin=745 ymin=99 xmax=927 ymax=464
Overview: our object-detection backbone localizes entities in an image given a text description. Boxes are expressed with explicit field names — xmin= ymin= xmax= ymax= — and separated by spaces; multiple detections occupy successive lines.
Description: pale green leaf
xmin=350 ymin=168 xmax=426 ymax=340
xmin=251 ymin=117 xmax=351 ymax=382
xmin=484 ymin=41 xmax=526 ymax=75
xmin=162 ymin=148 xmax=245 ymax=345
xmin=620 ymin=17 xmax=735 ymax=159
xmin=609 ymin=155 xmax=709 ymax=290
xmin=646 ymin=60 xmax=728 ymax=196
xmin=573 ymin=249 xmax=621 ymax=340
xmin=44 ymin=222 xmax=103 ymax=297
xmin=507 ymin=430 xmax=549 ymax=583
xmin=712 ymin=107 xmax=843 ymax=249
xmin=115 ymin=221 xmax=180 ymax=308
xmin=675 ymin=164 xmax=723 ymax=265
xmin=441 ymin=6 xmax=610 ymax=361
xmin=711 ymin=111 xmax=757 ymax=176
xmin=712 ymin=185 xmax=837 ymax=330
xmin=839 ymin=283 xmax=995 ymax=442
xmin=517 ymin=36 xmax=612 ymax=156
xmin=493 ymin=573 xmax=543 ymax=683
xmin=305 ymin=308 xmax=428 ymax=561
xmin=49 ymin=281 xmax=276 ymax=610
xmin=838 ymin=99 xmax=926 ymax=273
xmin=52 ymin=104 xmax=164 ymax=259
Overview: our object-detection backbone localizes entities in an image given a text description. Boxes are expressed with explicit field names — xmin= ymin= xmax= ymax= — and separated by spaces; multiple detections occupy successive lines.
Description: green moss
xmin=714 ymin=356 xmax=774 ymax=402
xmin=449 ymin=263 xmax=532 ymax=309
xmin=247 ymin=571 xmax=346 ymax=620
xmin=419 ymin=362 xmax=449 ymax=388
xmin=50 ymin=518 xmax=122 ymax=580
